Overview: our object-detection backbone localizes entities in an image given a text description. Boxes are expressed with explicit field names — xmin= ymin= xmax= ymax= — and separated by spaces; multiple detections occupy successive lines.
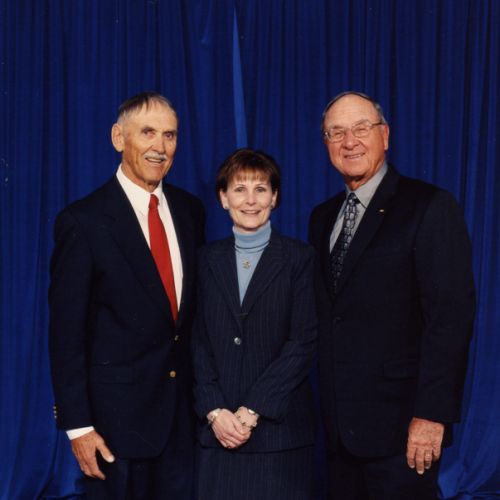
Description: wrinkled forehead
xmin=119 ymin=101 xmax=178 ymax=126
xmin=325 ymin=95 xmax=379 ymax=127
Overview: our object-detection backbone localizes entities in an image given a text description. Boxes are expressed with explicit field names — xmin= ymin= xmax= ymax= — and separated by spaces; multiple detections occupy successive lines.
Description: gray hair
xmin=321 ymin=91 xmax=387 ymax=131
xmin=117 ymin=91 xmax=178 ymax=125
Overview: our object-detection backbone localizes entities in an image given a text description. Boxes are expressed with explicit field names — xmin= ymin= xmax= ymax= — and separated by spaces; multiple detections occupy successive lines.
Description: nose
xmin=152 ymin=134 xmax=166 ymax=153
xmin=246 ymin=192 xmax=256 ymax=205
xmin=342 ymin=129 xmax=359 ymax=148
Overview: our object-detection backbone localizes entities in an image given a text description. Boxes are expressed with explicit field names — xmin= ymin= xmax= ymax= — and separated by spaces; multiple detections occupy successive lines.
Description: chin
xmin=344 ymin=167 xmax=369 ymax=179
xmin=147 ymin=172 xmax=167 ymax=183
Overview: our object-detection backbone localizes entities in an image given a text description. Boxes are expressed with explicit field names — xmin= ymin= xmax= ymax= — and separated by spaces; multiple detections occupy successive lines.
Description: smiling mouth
xmin=345 ymin=153 xmax=364 ymax=160
xmin=145 ymin=155 xmax=167 ymax=164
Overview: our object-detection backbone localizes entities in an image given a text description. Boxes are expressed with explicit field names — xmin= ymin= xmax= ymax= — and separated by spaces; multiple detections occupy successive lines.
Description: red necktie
xmin=148 ymin=194 xmax=178 ymax=321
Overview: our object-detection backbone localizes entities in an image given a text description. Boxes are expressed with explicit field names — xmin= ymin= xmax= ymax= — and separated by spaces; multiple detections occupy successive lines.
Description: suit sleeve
xmin=242 ymin=247 xmax=318 ymax=421
xmin=413 ymin=190 xmax=475 ymax=422
xmin=191 ymin=254 xmax=228 ymax=419
xmin=48 ymin=209 xmax=94 ymax=429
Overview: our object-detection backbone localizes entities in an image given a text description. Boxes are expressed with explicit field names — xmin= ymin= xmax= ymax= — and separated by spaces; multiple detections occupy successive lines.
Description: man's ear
xmin=111 ymin=123 xmax=124 ymax=153
xmin=382 ymin=124 xmax=390 ymax=151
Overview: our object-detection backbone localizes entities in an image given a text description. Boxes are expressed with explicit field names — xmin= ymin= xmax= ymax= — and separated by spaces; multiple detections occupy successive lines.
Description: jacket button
xmin=233 ymin=337 xmax=242 ymax=346
xmin=169 ymin=370 xmax=176 ymax=378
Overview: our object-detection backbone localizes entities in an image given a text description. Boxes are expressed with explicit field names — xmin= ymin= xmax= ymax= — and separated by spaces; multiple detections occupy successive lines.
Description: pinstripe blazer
xmin=192 ymin=230 xmax=317 ymax=453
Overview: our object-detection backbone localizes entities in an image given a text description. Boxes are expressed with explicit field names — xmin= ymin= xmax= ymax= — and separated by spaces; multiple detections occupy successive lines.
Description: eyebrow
xmin=140 ymin=125 xmax=177 ymax=133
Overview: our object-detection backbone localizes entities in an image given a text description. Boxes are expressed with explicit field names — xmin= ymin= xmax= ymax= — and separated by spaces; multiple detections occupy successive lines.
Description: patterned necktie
xmin=148 ymin=194 xmax=178 ymax=321
xmin=330 ymin=193 xmax=360 ymax=294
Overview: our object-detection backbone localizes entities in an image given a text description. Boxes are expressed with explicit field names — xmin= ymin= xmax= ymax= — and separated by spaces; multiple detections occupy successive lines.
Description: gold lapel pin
xmin=379 ymin=208 xmax=385 ymax=213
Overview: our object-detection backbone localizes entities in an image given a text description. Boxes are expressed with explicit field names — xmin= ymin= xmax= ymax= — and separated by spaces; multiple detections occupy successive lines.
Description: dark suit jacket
xmin=49 ymin=176 xmax=205 ymax=459
xmin=308 ymin=166 xmax=475 ymax=458
xmin=192 ymin=231 xmax=317 ymax=453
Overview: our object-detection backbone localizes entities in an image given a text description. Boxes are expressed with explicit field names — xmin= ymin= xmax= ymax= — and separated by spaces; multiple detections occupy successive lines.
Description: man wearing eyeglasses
xmin=309 ymin=91 xmax=475 ymax=499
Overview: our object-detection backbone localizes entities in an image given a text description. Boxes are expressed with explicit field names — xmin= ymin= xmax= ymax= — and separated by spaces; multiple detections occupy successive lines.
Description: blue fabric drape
xmin=1 ymin=1 xmax=499 ymax=498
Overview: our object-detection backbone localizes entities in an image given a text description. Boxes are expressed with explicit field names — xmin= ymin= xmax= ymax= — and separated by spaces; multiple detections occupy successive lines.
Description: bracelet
xmin=208 ymin=408 xmax=221 ymax=426
xmin=236 ymin=406 xmax=259 ymax=428
xmin=237 ymin=406 xmax=259 ymax=418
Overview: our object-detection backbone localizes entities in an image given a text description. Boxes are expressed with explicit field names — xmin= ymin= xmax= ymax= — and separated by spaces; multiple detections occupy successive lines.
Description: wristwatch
xmin=207 ymin=408 xmax=221 ymax=425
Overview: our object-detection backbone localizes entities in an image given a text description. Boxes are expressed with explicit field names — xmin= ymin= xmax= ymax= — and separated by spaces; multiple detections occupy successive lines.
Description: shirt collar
xmin=116 ymin=165 xmax=164 ymax=216
xmin=346 ymin=161 xmax=388 ymax=208
xmin=233 ymin=221 xmax=272 ymax=251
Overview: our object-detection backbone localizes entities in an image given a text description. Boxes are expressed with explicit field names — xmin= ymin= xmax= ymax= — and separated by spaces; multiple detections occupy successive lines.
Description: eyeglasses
xmin=322 ymin=120 xmax=384 ymax=143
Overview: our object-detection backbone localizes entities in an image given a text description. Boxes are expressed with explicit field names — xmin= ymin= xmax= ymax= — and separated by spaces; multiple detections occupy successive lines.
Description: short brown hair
xmin=215 ymin=148 xmax=281 ymax=207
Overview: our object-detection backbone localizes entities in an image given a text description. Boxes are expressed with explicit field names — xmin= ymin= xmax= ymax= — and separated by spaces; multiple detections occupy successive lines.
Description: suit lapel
xmin=205 ymin=232 xmax=286 ymax=328
xmin=103 ymin=178 xmax=173 ymax=322
xmin=335 ymin=168 xmax=400 ymax=295
xmin=320 ymin=194 xmax=345 ymax=282
xmin=205 ymin=239 xmax=243 ymax=330
xmin=241 ymin=232 xmax=285 ymax=315
xmin=164 ymin=183 xmax=196 ymax=327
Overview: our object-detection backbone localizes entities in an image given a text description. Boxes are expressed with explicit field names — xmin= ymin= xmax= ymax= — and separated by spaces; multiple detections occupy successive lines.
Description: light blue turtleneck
xmin=233 ymin=221 xmax=272 ymax=303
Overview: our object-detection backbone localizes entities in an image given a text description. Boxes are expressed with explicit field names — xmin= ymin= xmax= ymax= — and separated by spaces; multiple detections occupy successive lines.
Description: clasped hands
xmin=207 ymin=406 xmax=259 ymax=450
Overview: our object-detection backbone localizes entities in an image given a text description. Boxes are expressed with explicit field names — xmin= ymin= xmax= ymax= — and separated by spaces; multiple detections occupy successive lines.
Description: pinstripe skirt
xmin=195 ymin=444 xmax=316 ymax=500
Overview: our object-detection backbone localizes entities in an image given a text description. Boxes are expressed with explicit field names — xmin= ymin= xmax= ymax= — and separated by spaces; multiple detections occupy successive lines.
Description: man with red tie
xmin=49 ymin=92 xmax=205 ymax=499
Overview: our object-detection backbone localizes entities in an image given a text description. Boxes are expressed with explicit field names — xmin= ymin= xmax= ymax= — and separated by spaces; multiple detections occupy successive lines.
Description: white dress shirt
xmin=116 ymin=165 xmax=183 ymax=304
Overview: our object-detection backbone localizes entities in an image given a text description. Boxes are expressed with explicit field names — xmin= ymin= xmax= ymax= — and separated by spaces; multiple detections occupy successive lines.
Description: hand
xmin=235 ymin=406 xmax=259 ymax=431
xmin=406 ymin=417 xmax=444 ymax=475
xmin=70 ymin=430 xmax=115 ymax=479
xmin=208 ymin=409 xmax=251 ymax=449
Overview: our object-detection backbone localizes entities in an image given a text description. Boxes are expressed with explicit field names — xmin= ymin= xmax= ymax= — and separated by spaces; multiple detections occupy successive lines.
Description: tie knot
xmin=347 ymin=193 xmax=359 ymax=206
xmin=149 ymin=194 xmax=159 ymax=210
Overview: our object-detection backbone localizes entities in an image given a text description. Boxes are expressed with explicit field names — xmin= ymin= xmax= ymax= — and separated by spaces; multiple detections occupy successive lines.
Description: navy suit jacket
xmin=309 ymin=166 xmax=475 ymax=457
xmin=49 ymin=176 xmax=205 ymax=458
xmin=192 ymin=231 xmax=317 ymax=453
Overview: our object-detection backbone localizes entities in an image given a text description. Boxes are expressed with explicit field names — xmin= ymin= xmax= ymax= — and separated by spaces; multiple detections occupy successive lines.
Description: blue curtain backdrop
xmin=1 ymin=0 xmax=499 ymax=498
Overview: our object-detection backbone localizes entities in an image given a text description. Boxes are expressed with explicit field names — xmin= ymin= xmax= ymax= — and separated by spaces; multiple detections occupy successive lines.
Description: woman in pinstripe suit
xmin=192 ymin=149 xmax=318 ymax=499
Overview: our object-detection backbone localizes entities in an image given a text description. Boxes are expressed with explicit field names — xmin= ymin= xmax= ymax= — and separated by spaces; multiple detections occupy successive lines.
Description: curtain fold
xmin=1 ymin=1 xmax=498 ymax=498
